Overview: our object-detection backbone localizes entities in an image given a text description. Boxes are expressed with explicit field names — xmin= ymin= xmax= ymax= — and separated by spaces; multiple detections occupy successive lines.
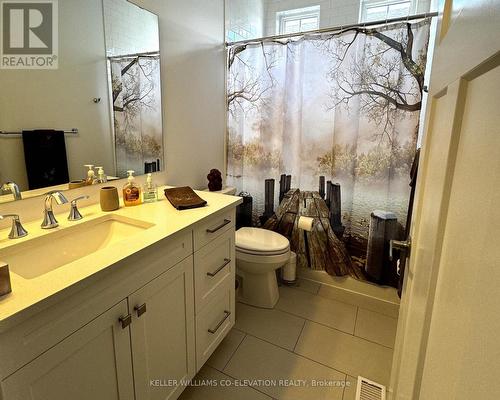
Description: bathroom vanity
xmin=0 ymin=190 xmax=241 ymax=400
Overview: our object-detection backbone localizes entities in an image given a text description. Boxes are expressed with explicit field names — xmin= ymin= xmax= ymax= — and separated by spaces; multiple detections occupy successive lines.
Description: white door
xmin=129 ymin=256 xmax=196 ymax=400
xmin=1 ymin=300 xmax=135 ymax=400
xmin=390 ymin=1 xmax=500 ymax=399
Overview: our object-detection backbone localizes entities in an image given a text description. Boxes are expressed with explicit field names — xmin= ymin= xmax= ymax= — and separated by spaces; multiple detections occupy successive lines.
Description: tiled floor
xmin=179 ymin=279 xmax=398 ymax=400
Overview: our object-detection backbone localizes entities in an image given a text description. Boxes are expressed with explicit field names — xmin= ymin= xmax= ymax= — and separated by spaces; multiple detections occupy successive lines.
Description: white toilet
xmin=235 ymin=227 xmax=290 ymax=308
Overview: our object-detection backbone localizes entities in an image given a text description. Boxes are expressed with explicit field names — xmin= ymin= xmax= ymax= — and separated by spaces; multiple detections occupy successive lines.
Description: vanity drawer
xmin=193 ymin=209 xmax=235 ymax=251
xmin=194 ymin=230 xmax=235 ymax=313
xmin=195 ymin=282 xmax=234 ymax=370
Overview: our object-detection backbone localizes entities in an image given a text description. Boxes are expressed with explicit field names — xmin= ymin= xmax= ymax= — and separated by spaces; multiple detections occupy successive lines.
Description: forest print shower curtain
xmin=110 ymin=55 xmax=163 ymax=177
xmin=227 ymin=20 xmax=432 ymax=283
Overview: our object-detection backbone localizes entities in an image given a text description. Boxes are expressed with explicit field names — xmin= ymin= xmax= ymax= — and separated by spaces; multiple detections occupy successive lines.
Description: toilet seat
xmin=235 ymin=227 xmax=289 ymax=254
xmin=235 ymin=246 xmax=290 ymax=256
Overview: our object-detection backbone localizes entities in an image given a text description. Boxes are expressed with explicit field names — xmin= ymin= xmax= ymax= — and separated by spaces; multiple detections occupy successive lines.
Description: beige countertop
xmin=0 ymin=188 xmax=242 ymax=328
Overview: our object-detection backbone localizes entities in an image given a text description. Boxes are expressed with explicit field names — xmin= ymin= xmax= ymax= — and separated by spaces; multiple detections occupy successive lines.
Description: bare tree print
xmin=322 ymin=23 xmax=428 ymax=144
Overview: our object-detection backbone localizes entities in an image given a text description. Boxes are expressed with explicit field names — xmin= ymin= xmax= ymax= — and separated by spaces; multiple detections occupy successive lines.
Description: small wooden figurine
xmin=207 ymin=169 xmax=223 ymax=191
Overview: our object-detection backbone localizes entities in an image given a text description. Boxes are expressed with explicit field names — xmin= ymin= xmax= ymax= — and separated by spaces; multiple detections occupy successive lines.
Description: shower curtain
xmin=226 ymin=20 xmax=431 ymax=281
xmin=110 ymin=55 xmax=163 ymax=177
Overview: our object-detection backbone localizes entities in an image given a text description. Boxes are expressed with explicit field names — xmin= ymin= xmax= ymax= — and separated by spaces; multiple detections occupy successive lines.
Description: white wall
xmin=226 ymin=0 xmax=265 ymax=41
xmin=264 ymin=0 xmax=359 ymax=35
xmin=0 ymin=0 xmax=114 ymax=191
xmin=103 ymin=0 xmax=159 ymax=56
xmin=225 ymin=0 xmax=434 ymax=38
xmin=130 ymin=0 xmax=226 ymax=189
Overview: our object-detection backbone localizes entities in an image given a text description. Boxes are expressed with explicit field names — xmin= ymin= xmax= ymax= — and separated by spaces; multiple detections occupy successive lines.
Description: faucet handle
xmin=0 ymin=214 xmax=28 ymax=239
xmin=68 ymin=195 xmax=90 ymax=221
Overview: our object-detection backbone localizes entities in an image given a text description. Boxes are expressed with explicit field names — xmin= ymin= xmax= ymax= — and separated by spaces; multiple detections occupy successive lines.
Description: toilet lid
xmin=236 ymin=227 xmax=289 ymax=254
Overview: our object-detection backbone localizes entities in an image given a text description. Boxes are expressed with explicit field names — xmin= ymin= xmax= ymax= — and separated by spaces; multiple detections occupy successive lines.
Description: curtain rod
xmin=107 ymin=50 xmax=160 ymax=60
xmin=226 ymin=11 xmax=438 ymax=46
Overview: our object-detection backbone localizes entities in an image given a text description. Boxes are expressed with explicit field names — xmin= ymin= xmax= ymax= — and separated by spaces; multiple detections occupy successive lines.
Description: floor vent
xmin=355 ymin=376 xmax=386 ymax=400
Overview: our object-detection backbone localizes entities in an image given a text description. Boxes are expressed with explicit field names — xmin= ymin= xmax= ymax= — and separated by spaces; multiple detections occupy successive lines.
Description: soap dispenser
xmin=123 ymin=170 xmax=142 ymax=206
xmin=143 ymin=173 xmax=158 ymax=203
xmin=96 ymin=167 xmax=107 ymax=183
xmin=84 ymin=165 xmax=97 ymax=185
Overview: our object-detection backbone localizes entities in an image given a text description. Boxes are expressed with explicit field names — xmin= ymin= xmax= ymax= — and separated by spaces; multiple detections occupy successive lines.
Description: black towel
xmin=22 ymin=130 xmax=69 ymax=190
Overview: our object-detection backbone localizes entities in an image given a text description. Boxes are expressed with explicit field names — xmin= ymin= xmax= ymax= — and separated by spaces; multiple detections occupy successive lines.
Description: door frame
xmin=388 ymin=1 xmax=500 ymax=397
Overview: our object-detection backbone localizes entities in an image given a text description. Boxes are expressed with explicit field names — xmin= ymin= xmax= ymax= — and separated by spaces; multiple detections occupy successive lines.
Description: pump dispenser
xmin=123 ymin=170 xmax=142 ymax=206
xmin=143 ymin=173 xmax=158 ymax=203
xmin=96 ymin=167 xmax=107 ymax=183
xmin=84 ymin=165 xmax=96 ymax=185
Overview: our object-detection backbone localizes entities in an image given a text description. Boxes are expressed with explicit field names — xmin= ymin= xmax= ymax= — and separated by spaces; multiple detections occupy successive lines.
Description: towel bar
xmin=0 ymin=128 xmax=79 ymax=137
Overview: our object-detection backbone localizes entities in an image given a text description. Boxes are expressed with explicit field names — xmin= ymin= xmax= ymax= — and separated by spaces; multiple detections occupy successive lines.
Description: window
xmin=277 ymin=6 xmax=320 ymax=35
xmin=360 ymin=0 xmax=415 ymax=23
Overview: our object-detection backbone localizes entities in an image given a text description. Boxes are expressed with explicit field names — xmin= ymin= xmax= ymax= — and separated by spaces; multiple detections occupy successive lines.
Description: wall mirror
xmin=0 ymin=0 xmax=164 ymax=204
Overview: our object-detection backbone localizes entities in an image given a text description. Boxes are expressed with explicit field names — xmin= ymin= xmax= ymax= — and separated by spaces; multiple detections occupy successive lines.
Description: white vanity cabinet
xmin=129 ymin=256 xmax=195 ymax=400
xmin=0 ymin=255 xmax=195 ymax=400
xmin=0 ymin=205 xmax=238 ymax=400
xmin=1 ymin=300 xmax=136 ymax=400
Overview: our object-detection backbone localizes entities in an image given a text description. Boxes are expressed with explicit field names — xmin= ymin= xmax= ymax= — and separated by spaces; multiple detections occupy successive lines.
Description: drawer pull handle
xmin=207 ymin=258 xmax=231 ymax=277
xmin=208 ymin=310 xmax=231 ymax=334
xmin=134 ymin=303 xmax=147 ymax=318
xmin=206 ymin=219 xmax=231 ymax=234
xmin=119 ymin=314 xmax=132 ymax=329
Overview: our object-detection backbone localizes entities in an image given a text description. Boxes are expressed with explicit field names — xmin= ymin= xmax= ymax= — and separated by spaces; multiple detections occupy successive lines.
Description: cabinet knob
xmin=119 ymin=314 xmax=132 ymax=329
xmin=134 ymin=303 xmax=147 ymax=318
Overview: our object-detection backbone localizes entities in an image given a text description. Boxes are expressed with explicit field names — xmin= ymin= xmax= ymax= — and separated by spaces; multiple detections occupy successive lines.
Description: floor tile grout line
xmin=238 ymin=330 xmax=351 ymax=379
xmin=341 ymin=372 xmax=349 ymax=400
xmin=204 ymin=365 xmax=277 ymax=399
xmin=285 ymin=284 xmax=399 ymax=321
xmin=353 ymin=306 xmax=359 ymax=335
xmin=275 ymin=304 xmax=356 ymax=337
xmin=292 ymin=278 xmax=400 ymax=317
xmin=221 ymin=331 xmax=247 ymax=371
xmin=293 ymin=319 xmax=307 ymax=352
xmin=281 ymin=284 xmax=360 ymax=311
xmin=213 ymin=359 xmax=277 ymax=399
xmin=233 ymin=323 xmax=305 ymax=353
xmin=270 ymin=304 xmax=395 ymax=350
xmin=315 ymin=282 xmax=322 ymax=294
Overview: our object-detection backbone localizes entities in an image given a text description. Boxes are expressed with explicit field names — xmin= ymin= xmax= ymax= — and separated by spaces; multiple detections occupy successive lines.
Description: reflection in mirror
xmin=103 ymin=0 xmax=164 ymax=177
xmin=0 ymin=0 xmax=163 ymax=204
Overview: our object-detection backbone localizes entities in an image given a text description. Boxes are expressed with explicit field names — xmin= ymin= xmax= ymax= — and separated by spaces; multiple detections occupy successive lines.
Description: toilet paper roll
xmin=298 ymin=216 xmax=314 ymax=232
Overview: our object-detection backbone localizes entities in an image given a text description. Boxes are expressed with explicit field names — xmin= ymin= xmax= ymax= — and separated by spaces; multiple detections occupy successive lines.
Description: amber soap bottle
xmin=123 ymin=170 xmax=142 ymax=206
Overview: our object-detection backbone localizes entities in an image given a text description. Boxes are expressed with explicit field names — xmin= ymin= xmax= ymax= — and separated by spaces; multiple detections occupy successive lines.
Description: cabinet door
xmin=129 ymin=256 xmax=195 ymax=400
xmin=1 ymin=300 xmax=135 ymax=400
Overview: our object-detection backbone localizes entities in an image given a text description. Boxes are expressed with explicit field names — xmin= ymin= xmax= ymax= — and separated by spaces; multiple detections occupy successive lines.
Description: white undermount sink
xmin=1 ymin=214 xmax=154 ymax=279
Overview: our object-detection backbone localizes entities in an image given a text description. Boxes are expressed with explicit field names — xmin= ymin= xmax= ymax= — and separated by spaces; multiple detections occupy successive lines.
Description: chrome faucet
xmin=68 ymin=195 xmax=90 ymax=221
xmin=0 ymin=214 xmax=28 ymax=239
xmin=41 ymin=191 xmax=68 ymax=229
xmin=1 ymin=182 xmax=22 ymax=201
